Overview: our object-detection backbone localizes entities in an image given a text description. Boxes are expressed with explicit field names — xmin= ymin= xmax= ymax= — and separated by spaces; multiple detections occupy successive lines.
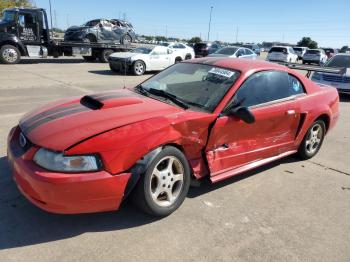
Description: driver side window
xmin=234 ymin=71 xmax=305 ymax=108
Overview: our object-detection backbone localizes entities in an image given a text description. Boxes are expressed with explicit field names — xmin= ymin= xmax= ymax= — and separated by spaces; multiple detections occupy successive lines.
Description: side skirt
xmin=210 ymin=150 xmax=297 ymax=183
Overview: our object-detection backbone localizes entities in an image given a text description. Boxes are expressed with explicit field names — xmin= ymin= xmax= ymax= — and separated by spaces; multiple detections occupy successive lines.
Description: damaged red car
xmin=7 ymin=58 xmax=339 ymax=216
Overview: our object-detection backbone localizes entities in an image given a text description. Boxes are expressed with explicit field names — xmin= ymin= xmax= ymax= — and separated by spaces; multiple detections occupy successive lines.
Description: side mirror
xmin=229 ymin=106 xmax=255 ymax=124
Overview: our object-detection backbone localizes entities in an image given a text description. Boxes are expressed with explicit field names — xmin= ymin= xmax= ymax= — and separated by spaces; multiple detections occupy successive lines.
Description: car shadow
xmin=0 ymin=155 xmax=300 ymax=250
xmin=18 ymin=58 xmax=86 ymax=64
xmin=88 ymin=70 xmax=155 ymax=76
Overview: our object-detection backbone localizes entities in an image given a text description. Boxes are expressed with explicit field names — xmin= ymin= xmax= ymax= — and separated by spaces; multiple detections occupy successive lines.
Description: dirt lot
xmin=0 ymin=57 xmax=349 ymax=262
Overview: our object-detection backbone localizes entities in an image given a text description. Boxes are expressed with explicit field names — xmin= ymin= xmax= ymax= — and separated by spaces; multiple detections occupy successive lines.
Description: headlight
xmin=33 ymin=148 xmax=100 ymax=172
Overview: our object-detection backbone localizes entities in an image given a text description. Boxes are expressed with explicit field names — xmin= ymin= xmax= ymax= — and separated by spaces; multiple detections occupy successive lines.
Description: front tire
xmin=131 ymin=146 xmax=191 ymax=216
xmin=0 ymin=45 xmax=21 ymax=64
xmin=297 ymin=120 xmax=326 ymax=160
xmin=132 ymin=60 xmax=146 ymax=75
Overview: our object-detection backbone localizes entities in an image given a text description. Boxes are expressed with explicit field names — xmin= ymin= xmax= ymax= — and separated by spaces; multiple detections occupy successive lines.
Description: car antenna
xmin=123 ymin=54 xmax=127 ymax=89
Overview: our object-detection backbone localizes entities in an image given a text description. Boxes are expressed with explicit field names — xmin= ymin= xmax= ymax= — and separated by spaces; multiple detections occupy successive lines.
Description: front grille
xmin=322 ymin=74 xmax=350 ymax=83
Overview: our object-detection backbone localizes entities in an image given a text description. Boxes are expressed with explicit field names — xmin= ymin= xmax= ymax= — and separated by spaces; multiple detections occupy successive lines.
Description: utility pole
xmin=235 ymin=27 xmax=239 ymax=43
xmin=165 ymin=25 xmax=168 ymax=39
xmin=207 ymin=6 xmax=213 ymax=41
xmin=66 ymin=14 xmax=70 ymax=28
xmin=54 ymin=10 xmax=57 ymax=29
xmin=48 ymin=0 xmax=54 ymax=37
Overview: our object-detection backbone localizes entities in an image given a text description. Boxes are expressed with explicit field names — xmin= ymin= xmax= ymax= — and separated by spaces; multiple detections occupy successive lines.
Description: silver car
xmin=293 ymin=46 xmax=308 ymax=60
xmin=311 ymin=53 xmax=350 ymax=94
xmin=208 ymin=46 xmax=257 ymax=59
xmin=303 ymin=49 xmax=328 ymax=65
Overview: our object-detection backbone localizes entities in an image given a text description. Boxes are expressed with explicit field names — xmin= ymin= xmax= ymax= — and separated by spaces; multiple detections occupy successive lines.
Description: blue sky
xmin=35 ymin=0 xmax=350 ymax=47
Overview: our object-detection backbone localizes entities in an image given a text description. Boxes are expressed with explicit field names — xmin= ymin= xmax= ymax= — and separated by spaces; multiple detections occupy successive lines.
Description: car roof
xmin=186 ymin=57 xmax=288 ymax=74
xmin=333 ymin=53 xmax=350 ymax=57
xmin=272 ymin=46 xmax=290 ymax=48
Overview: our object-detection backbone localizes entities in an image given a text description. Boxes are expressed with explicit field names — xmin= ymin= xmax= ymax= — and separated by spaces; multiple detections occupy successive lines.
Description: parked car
xmin=160 ymin=42 xmax=195 ymax=61
xmin=267 ymin=46 xmax=298 ymax=63
xmin=323 ymin=48 xmax=337 ymax=59
xmin=208 ymin=46 xmax=257 ymax=59
xmin=293 ymin=47 xmax=309 ymax=60
xmin=303 ymin=49 xmax=328 ymax=65
xmin=242 ymin=44 xmax=261 ymax=56
xmin=64 ymin=18 xmax=136 ymax=44
xmin=8 ymin=58 xmax=339 ymax=216
xmin=208 ymin=43 xmax=223 ymax=54
xmin=108 ymin=46 xmax=181 ymax=75
xmin=311 ymin=53 xmax=350 ymax=93
xmin=193 ymin=42 xmax=213 ymax=57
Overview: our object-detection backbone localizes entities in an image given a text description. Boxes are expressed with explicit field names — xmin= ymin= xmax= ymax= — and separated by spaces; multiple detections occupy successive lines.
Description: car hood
xmin=207 ymin=53 xmax=232 ymax=57
xmin=109 ymin=52 xmax=140 ymax=59
xmin=19 ymin=89 xmax=182 ymax=151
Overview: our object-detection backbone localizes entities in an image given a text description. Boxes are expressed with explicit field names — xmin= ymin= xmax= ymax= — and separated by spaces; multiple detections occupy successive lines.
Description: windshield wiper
xmin=135 ymin=84 xmax=150 ymax=97
xmin=148 ymin=88 xmax=189 ymax=109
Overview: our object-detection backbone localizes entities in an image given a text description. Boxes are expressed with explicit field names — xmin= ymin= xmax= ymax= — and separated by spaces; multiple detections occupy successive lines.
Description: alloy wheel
xmin=150 ymin=156 xmax=184 ymax=207
xmin=2 ymin=48 xmax=18 ymax=63
xmin=305 ymin=123 xmax=323 ymax=155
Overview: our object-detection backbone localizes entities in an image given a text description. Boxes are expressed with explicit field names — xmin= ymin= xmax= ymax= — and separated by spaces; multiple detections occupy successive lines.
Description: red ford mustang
xmin=7 ymin=58 xmax=339 ymax=216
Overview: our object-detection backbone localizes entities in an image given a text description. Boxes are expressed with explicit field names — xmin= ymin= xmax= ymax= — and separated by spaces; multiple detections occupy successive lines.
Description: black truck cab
xmin=0 ymin=8 xmax=50 ymax=63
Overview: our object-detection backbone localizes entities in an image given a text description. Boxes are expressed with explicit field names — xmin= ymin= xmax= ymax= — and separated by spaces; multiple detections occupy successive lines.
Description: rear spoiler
xmin=277 ymin=62 xmax=348 ymax=78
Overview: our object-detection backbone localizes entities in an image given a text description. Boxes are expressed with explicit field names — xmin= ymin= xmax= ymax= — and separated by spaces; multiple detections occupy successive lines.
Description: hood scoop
xmin=80 ymin=94 xmax=143 ymax=110
xmin=81 ymin=95 xmax=104 ymax=110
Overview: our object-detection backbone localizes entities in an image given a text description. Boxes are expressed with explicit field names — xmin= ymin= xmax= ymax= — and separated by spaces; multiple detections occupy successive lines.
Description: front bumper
xmin=109 ymin=58 xmax=133 ymax=71
xmin=7 ymin=127 xmax=131 ymax=214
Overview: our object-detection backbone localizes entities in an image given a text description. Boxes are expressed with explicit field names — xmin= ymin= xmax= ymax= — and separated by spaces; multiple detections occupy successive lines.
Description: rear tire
xmin=0 ymin=45 xmax=21 ymax=64
xmin=185 ymin=54 xmax=192 ymax=60
xmin=131 ymin=146 xmax=191 ymax=217
xmin=297 ymin=120 xmax=326 ymax=160
xmin=121 ymin=34 xmax=132 ymax=45
xmin=99 ymin=49 xmax=114 ymax=63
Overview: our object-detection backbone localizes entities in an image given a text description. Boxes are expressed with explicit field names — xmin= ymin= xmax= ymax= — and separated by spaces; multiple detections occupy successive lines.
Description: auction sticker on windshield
xmin=208 ymin=68 xmax=235 ymax=78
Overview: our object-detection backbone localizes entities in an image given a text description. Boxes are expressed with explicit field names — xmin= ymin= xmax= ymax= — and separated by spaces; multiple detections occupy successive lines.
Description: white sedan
xmin=160 ymin=42 xmax=195 ymax=61
xmin=109 ymin=46 xmax=181 ymax=75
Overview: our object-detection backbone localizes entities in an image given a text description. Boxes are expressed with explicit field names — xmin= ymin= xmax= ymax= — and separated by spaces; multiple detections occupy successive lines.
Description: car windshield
xmin=160 ymin=43 xmax=170 ymax=47
xmin=325 ymin=55 xmax=350 ymax=68
xmin=194 ymin=43 xmax=208 ymax=49
xmin=306 ymin=50 xmax=320 ymax=54
xmin=293 ymin=47 xmax=303 ymax=52
xmin=269 ymin=47 xmax=287 ymax=53
xmin=138 ymin=63 xmax=240 ymax=112
xmin=0 ymin=11 xmax=16 ymax=22
xmin=216 ymin=47 xmax=238 ymax=55
xmin=131 ymin=48 xmax=153 ymax=54
xmin=323 ymin=48 xmax=334 ymax=53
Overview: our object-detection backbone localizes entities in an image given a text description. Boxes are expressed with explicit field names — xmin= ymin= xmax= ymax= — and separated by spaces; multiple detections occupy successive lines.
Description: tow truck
xmin=0 ymin=7 xmax=133 ymax=64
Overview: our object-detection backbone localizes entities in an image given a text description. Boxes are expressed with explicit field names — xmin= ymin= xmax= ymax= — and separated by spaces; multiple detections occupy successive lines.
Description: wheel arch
xmin=133 ymin=59 xmax=147 ymax=71
xmin=315 ymin=113 xmax=330 ymax=133
xmin=0 ymin=40 xmax=27 ymax=56
xmin=124 ymin=143 xmax=191 ymax=199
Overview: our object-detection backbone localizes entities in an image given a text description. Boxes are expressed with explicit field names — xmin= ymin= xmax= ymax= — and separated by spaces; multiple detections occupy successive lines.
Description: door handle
xmin=286 ymin=110 xmax=296 ymax=115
